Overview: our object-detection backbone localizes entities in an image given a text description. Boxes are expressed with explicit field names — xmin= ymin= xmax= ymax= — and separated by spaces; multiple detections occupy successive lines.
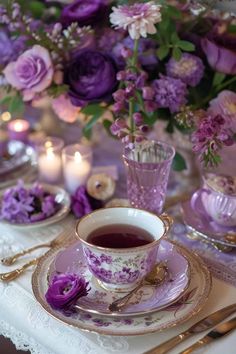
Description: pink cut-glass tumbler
xmin=123 ymin=141 xmax=175 ymax=214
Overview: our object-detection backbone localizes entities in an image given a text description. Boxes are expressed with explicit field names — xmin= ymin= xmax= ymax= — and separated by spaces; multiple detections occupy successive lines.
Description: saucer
xmin=0 ymin=141 xmax=31 ymax=176
xmin=0 ymin=184 xmax=70 ymax=229
xmin=48 ymin=239 xmax=190 ymax=317
xmin=32 ymin=240 xmax=211 ymax=336
xmin=181 ymin=191 xmax=236 ymax=248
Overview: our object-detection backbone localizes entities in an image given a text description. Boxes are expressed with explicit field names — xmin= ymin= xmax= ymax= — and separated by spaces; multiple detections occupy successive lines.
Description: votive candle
xmin=0 ymin=129 xmax=8 ymax=157
xmin=8 ymin=119 xmax=30 ymax=143
xmin=37 ymin=137 xmax=64 ymax=183
xmin=62 ymin=144 xmax=93 ymax=194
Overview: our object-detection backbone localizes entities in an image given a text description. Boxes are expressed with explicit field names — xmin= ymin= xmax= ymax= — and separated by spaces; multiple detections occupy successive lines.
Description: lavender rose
xmin=45 ymin=273 xmax=90 ymax=313
xmin=3 ymin=45 xmax=53 ymax=101
xmin=65 ymin=50 xmax=118 ymax=106
xmin=61 ymin=0 xmax=109 ymax=27
xmin=201 ymin=25 xmax=236 ymax=75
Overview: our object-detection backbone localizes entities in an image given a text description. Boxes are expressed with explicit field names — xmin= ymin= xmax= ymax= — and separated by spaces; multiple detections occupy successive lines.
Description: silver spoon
xmin=108 ymin=263 xmax=168 ymax=313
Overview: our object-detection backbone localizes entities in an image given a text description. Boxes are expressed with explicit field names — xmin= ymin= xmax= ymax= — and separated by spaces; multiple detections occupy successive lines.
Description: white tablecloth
xmin=0 ymin=217 xmax=236 ymax=354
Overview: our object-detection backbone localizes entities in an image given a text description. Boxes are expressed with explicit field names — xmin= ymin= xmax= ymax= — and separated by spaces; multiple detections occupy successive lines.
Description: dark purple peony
xmin=201 ymin=24 xmax=236 ymax=75
xmin=65 ymin=50 xmax=118 ymax=106
xmin=45 ymin=273 xmax=90 ymax=313
xmin=60 ymin=0 xmax=109 ymax=27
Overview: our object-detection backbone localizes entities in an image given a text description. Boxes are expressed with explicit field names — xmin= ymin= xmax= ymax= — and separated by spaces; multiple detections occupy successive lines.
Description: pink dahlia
xmin=110 ymin=2 xmax=162 ymax=40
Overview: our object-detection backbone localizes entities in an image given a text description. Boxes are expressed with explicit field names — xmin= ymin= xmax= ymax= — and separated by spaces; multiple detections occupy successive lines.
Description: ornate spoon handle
xmin=0 ymin=257 xmax=40 ymax=281
xmin=1 ymin=243 xmax=51 ymax=266
xmin=108 ymin=281 xmax=144 ymax=312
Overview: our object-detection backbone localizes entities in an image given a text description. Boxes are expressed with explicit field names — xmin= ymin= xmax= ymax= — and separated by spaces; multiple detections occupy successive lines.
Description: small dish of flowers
xmin=0 ymin=181 xmax=70 ymax=229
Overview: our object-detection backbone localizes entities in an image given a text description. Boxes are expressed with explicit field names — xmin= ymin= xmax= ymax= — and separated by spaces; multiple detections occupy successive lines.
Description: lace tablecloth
xmin=0 ymin=217 xmax=236 ymax=354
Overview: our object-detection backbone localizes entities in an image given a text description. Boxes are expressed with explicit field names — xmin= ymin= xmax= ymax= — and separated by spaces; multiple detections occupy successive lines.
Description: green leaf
xmin=228 ymin=24 xmax=236 ymax=34
xmin=172 ymin=47 xmax=182 ymax=61
xmin=47 ymin=85 xmax=69 ymax=98
xmin=81 ymin=104 xmax=105 ymax=116
xmin=177 ymin=40 xmax=195 ymax=52
xmin=0 ymin=96 xmax=13 ymax=106
xmin=165 ymin=5 xmax=182 ymax=19
xmin=103 ymin=119 xmax=115 ymax=138
xmin=171 ymin=32 xmax=180 ymax=44
xmin=3 ymin=94 xmax=25 ymax=115
xmin=82 ymin=113 xmax=101 ymax=139
xmin=212 ymin=72 xmax=226 ymax=87
xmin=157 ymin=46 xmax=170 ymax=60
xmin=172 ymin=152 xmax=187 ymax=171
xmin=29 ymin=1 xmax=45 ymax=18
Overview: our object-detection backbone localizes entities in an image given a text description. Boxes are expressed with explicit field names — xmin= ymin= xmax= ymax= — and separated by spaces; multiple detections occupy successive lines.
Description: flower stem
xmin=129 ymin=39 xmax=139 ymax=136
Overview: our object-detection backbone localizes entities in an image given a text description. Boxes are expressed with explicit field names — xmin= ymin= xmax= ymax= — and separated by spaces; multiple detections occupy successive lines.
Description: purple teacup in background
xmin=123 ymin=141 xmax=175 ymax=215
xmin=76 ymin=207 xmax=172 ymax=292
xmin=191 ymin=173 xmax=236 ymax=227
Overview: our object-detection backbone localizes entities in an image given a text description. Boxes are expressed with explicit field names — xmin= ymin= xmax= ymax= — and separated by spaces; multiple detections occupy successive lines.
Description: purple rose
xmin=201 ymin=25 xmax=236 ymax=75
xmin=61 ymin=0 xmax=109 ymax=27
xmin=3 ymin=45 xmax=53 ymax=101
xmin=65 ymin=50 xmax=118 ymax=106
xmin=45 ymin=273 xmax=90 ymax=311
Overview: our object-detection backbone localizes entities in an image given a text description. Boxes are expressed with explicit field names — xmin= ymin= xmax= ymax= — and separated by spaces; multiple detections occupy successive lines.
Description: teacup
xmin=76 ymin=207 xmax=172 ymax=292
xmin=191 ymin=174 xmax=236 ymax=227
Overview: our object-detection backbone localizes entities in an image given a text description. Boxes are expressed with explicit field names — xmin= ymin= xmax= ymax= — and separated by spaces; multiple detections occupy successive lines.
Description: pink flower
xmin=3 ymin=45 xmax=53 ymax=101
xmin=110 ymin=2 xmax=162 ymax=40
xmin=209 ymin=91 xmax=236 ymax=131
xmin=52 ymin=94 xmax=82 ymax=123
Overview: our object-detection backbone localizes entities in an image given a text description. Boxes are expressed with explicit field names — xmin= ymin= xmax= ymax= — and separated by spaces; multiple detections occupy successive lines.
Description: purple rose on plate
xmin=65 ymin=50 xmax=118 ymax=106
xmin=45 ymin=273 xmax=90 ymax=313
xmin=61 ymin=0 xmax=109 ymax=27
xmin=3 ymin=45 xmax=53 ymax=101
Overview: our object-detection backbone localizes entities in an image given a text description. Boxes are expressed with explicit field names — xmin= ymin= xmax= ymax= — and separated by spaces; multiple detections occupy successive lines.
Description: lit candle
xmin=37 ymin=138 xmax=64 ymax=183
xmin=0 ymin=129 xmax=8 ymax=157
xmin=38 ymin=147 xmax=62 ymax=183
xmin=8 ymin=119 xmax=30 ymax=143
xmin=63 ymin=146 xmax=92 ymax=194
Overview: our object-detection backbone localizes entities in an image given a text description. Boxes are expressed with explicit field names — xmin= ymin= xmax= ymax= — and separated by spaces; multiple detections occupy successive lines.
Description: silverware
xmin=108 ymin=263 xmax=167 ymax=313
xmin=0 ymin=257 xmax=41 ymax=281
xmin=1 ymin=218 xmax=75 ymax=266
xmin=143 ymin=303 xmax=236 ymax=354
xmin=187 ymin=231 xmax=233 ymax=253
xmin=180 ymin=317 xmax=236 ymax=354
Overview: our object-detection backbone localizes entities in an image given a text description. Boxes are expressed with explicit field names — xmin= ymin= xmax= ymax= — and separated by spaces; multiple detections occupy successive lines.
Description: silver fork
xmin=1 ymin=217 xmax=76 ymax=266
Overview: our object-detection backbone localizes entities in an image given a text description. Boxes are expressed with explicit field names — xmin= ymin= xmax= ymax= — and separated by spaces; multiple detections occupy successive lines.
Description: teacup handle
xmin=190 ymin=188 xmax=210 ymax=218
xmin=160 ymin=213 xmax=173 ymax=235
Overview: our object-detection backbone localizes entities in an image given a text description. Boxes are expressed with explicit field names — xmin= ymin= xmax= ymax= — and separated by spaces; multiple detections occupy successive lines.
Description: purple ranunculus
xmin=166 ymin=53 xmax=204 ymax=87
xmin=45 ymin=273 xmax=90 ymax=312
xmin=60 ymin=0 xmax=109 ymax=27
xmin=65 ymin=50 xmax=118 ymax=106
xmin=3 ymin=45 xmax=54 ymax=101
xmin=153 ymin=75 xmax=187 ymax=113
xmin=71 ymin=186 xmax=92 ymax=218
xmin=201 ymin=25 xmax=236 ymax=75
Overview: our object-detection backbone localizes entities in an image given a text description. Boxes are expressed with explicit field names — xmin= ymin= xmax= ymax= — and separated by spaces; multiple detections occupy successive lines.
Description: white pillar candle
xmin=64 ymin=151 xmax=91 ymax=194
xmin=38 ymin=148 xmax=62 ymax=183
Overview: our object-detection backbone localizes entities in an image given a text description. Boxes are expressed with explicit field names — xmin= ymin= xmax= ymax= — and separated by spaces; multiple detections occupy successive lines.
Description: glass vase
xmin=123 ymin=140 xmax=175 ymax=214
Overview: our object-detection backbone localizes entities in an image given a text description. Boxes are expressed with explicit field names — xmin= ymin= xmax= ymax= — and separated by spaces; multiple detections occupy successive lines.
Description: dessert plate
xmin=0 ymin=141 xmax=31 ymax=176
xmin=48 ymin=239 xmax=190 ymax=317
xmin=182 ymin=192 xmax=236 ymax=248
xmin=0 ymin=184 xmax=70 ymax=230
xmin=32 ymin=240 xmax=211 ymax=336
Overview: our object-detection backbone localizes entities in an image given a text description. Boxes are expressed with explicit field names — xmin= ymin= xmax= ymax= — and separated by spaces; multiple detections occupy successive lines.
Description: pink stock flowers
xmin=191 ymin=113 xmax=234 ymax=166
xmin=110 ymin=2 xmax=162 ymax=40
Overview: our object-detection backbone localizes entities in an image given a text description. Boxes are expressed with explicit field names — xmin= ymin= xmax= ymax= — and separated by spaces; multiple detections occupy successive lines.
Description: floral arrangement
xmin=0 ymin=180 xmax=59 ymax=223
xmin=0 ymin=1 xmax=236 ymax=167
xmin=45 ymin=272 xmax=90 ymax=315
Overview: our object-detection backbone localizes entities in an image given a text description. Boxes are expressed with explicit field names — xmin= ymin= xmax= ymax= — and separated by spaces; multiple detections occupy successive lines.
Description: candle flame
xmin=74 ymin=151 xmax=82 ymax=163
xmin=10 ymin=119 xmax=29 ymax=132
xmin=46 ymin=147 xmax=55 ymax=160
xmin=45 ymin=141 xmax=53 ymax=149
